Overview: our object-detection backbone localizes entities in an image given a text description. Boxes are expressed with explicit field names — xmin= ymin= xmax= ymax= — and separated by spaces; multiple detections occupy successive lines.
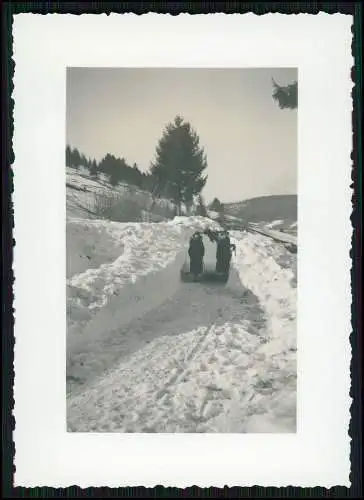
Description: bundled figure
xmin=188 ymin=232 xmax=205 ymax=280
xmin=216 ymin=231 xmax=235 ymax=275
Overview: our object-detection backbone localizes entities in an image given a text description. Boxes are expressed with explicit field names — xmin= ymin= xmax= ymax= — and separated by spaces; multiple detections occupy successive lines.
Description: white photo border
xmin=12 ymin=12 xmax=353 ymax=487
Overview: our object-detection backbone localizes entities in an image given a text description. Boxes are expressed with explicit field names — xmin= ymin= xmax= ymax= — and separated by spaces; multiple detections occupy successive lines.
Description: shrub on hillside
xmin=149 ymin=199 xmax=176 ymax=220
xmin=93 ymin=191 xmax=144 ymax=222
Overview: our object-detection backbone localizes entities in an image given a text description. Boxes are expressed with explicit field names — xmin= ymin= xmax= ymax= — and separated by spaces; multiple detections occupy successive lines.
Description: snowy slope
xmin=67 ymin=167 xmax=179 ymax=220
xmin=224 ymin=194 xmax=297 ymax=228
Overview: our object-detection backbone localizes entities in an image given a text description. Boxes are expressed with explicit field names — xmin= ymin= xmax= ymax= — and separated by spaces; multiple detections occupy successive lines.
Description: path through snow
xmin=67 ymin=267 xmax=268 ymax=432
xmin=67 ymin=229 xmax=297 ymax=433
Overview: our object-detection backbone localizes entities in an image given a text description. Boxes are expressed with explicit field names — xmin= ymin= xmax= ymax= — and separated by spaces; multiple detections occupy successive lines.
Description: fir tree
xmin=90 ymin=159 xmax=99 ymax=178
xmin=196 ymin=194 xmax=208 ymax=216
xmin=66 ymin=145 xmax=72 ymax=167
xmin=150 ymin=115 xmax=208 ymax=213
xmin=209 ymin=197 xmax=223 ymax=212
xmin=71 ymin=148 xmax=81 ymax=169
xmin=99 ymin=154 xmax=121 ymax=185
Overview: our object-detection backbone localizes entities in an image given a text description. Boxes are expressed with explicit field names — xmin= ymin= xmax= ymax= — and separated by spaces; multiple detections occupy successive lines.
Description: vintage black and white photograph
xmin=66 ymin=67 xmax=298 ymax=433
xmin=11 ymin=10 xmax=354 ymax=488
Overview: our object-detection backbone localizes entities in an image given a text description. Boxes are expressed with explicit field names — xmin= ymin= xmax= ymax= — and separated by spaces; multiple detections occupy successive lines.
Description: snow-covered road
xmin=66 ymin=219 xmax=297 ymax=433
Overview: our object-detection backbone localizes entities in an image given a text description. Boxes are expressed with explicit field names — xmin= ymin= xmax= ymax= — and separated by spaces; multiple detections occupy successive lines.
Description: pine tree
xmin=66 ymin=145 xmax=72 ymax=167
xmin=80 ymin=153 xmax=88 ymax=168
xmin=209 ymin=197 xmax=223 ymax=212
xmin=90 ymin=159 xmax=99 ymax=178
xmin=196 ymin=194 xmax=208 ymax=216
xmin=71 ymin=148 xmax=81 ymax=169
xmin=272 ymin=79 xmax=298 ymax=109
xmin=99 ymin=154 xmax=121 ymax=185
xmin=150 ymin=115 xmax=208 ymax=213
xmin=131 ymin=162 xmax=143 ymax=187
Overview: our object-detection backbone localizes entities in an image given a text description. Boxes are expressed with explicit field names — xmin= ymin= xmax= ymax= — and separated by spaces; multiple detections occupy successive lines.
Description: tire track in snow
xmin=67 ymin=263 xmax=268 ymax=432
xmin=122 ymin=323 xmax=216 ymax=431
xmin=157 ymin=324 xmax=215 ymax=401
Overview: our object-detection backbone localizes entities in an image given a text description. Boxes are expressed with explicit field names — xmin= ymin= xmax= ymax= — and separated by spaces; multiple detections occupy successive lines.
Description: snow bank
xmin=68 ymin=222 xmax=180 ymax=310
xmin=67 ymin=220 xmax=183 ymax=336
xmin=230 ymin=231 xmax=297 ymax=431
xmin=232 ymin=231 xmax=296 ymax=345
xmin=67 ymin=216 xmax=221 ymax=337
xmin=67 ymin=218 xmax=129 ymax=277
xmin=206 ymin=210 xmax=219 ymax=220
xmin=167 ymin=215 xmax=221 ymax=230
xmin=68 ymin=215 xmax=220 ymax=308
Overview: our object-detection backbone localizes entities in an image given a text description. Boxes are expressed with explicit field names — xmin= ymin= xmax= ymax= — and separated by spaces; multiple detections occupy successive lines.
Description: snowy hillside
xmin=67 ymin=166 xmax=187 ymax=221
xmin=224 ymin=194 xmax=297 ymax=233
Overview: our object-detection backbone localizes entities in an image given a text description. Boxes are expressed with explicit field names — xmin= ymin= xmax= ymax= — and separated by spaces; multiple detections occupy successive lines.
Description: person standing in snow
xmin=188 ymin=232 xmax=205 ymax=280
xmin=216 ymin=231 xmax=234 ymax=275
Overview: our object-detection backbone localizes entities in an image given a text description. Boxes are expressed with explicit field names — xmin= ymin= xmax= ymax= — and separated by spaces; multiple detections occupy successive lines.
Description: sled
xmin=180 ymin=262 xmax=230 ymax=284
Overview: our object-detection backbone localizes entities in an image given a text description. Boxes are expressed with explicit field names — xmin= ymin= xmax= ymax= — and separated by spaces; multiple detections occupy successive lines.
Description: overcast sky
xmin=67 ymin=67 xmax=297 ymax=203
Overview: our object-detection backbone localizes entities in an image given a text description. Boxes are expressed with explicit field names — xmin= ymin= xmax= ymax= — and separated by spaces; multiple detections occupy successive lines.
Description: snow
xmin=167 ymin=215 xmax=221 ymax=231
xmin=66 ymin=167 xmax=297 ymax=433
xmin=206 ymin=210 xmax=219 ymax=219
xmin=67 ymin=167 xmax=140 ymax=197
xmin=67 ymin=216 xmax=220 ymax=311
xmin=266 ymin=219 xmax=284 ymax=229
xmin=67 ymin=224 xmax=297 ymax=433
xmin=249 ymin=223 xmax=297 ymax=247
xmin=68 ymin=220 xmax=182 ymax=310
xmin=66 ymin=167 xmax=176 ymax=219
xmin=66 ymin=216 xmax=222 ymax=382
xmin=67 ymin=217 xmax=128 ymax=278
xmin=231 ymin=231 xmax=297 ymax=431
xmin=233 ymin=231 xmax=296 ymax=347
xmin=67 ymin=219 xmax=182 ymax=346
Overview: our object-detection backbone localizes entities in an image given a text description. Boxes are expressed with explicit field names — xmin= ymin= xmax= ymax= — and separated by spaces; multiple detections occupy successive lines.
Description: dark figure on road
xmin=188 ymin=232 xmax=205 ymax=280
xmin=216 ymin=232 xmax=234 ymax=275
